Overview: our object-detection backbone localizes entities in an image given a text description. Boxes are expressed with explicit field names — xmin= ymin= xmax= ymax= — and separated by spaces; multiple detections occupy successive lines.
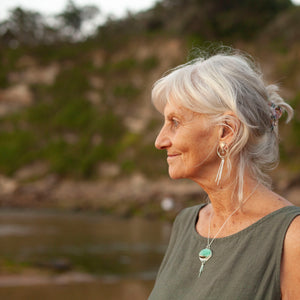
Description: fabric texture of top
xmin=148 ymin=204 xmax=300 ymax=300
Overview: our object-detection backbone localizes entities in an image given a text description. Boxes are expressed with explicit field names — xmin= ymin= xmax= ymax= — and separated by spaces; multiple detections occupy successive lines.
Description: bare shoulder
xmin=284 ymin=214 xmax=300 ymax=247
xmin=281 ymin=212 xmax=300 ymax=299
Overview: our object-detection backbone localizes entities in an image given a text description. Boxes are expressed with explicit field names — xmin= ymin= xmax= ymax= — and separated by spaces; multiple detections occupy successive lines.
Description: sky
xmin=1 ymin=0 xmax=299 ymax=23
xmin=0 ymin=0 xmax=160 ymax=22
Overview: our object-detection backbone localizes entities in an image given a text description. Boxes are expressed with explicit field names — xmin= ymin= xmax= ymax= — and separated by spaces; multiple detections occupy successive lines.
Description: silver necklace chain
xmin=206 ymin=183 xmax=260 ymax=249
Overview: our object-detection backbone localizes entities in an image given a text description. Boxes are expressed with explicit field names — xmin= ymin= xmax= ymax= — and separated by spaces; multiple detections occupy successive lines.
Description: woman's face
xmin=155 ymin=102 xmax=219 ymax=181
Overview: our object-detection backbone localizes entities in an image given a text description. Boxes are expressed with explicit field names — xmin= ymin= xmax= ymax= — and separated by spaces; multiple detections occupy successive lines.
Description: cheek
xmin=187 ymin=137 xmax=216 ymax=164
xmin=182 ymin=142 xmax=201 ymax=163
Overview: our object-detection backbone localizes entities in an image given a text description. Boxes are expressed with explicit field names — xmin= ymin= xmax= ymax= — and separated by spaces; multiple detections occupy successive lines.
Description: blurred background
xmin=0 ymin=0 xmax=299 ymax=299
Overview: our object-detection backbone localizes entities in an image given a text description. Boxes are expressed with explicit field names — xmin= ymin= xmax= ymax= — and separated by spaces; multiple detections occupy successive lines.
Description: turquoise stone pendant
xmin=198 ymin=248 xmax=212 ymax=277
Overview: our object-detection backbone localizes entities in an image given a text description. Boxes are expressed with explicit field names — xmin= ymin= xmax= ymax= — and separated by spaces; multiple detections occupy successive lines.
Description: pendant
xmin=198 ymin=248 xmax=212 ymax=277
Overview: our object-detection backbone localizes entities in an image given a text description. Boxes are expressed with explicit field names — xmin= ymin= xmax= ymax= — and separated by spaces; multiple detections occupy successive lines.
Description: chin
xmin=168 ymin=169 xmax=187 ymax=180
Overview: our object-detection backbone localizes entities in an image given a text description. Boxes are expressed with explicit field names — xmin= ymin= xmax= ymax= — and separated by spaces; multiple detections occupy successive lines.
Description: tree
xmin=0 ymin=7 xmax=45 ymax=46
xmin=57 ymin=0 xmax=100 ymax=39
xmin=158 ymin=0 xmax=293 ymax=39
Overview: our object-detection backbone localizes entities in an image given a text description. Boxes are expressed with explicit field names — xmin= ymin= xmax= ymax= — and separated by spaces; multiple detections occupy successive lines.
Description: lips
xmin=167 ymin=153 xmax=180 ymax=160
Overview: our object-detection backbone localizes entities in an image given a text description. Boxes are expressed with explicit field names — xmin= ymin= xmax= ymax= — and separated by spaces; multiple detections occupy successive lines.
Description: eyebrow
xmin=165 ymin=112 xmax=183 ymax=120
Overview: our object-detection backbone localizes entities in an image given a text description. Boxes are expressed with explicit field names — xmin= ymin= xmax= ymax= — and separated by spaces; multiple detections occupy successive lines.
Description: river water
xmin=0 ymin=209 xmax=172 ymax=300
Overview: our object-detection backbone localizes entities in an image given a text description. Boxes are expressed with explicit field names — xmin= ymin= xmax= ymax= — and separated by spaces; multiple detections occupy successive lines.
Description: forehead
xmin=163 ymin=101 xmax=196 ymax=119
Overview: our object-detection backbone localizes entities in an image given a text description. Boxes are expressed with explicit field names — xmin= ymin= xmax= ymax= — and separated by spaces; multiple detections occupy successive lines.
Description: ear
xmin=219 ymin=111 xmax=240 ymax=146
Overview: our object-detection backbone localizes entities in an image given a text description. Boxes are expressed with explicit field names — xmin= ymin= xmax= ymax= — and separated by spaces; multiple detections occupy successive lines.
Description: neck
xmin=194 ymin=172 xmax=260 ymax=218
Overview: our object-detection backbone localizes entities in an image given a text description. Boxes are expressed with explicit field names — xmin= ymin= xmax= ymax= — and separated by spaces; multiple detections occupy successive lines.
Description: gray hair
xmin=152 ymin=49 xmax=293 ymax=201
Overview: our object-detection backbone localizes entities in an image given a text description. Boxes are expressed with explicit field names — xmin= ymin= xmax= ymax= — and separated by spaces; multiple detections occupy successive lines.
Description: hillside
xmin=0 ymin=0 xmax=299 ymax=216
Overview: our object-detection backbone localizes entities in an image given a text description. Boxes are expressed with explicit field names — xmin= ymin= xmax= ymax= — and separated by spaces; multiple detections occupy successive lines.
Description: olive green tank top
xmin=148 ymin=204 xmax=300 ymax=300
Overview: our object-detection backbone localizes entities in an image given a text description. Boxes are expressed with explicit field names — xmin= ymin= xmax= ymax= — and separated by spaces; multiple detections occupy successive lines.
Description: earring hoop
xmin=216 ymin=142 xmax=228 ymax=158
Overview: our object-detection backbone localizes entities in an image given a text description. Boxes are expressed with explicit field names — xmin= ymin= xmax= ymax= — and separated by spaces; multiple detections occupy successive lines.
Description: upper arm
xmin=281 ymin=215 xmax=300 ymax=299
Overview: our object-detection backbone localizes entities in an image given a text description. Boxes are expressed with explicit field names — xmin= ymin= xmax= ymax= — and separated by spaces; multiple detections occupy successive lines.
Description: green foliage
xmin=186 ymin=35 xmax=206 ymax=51
xmin=141 ymin=56 xmax=159 ymax=70
xmin=29 ymin=42 xmax=93 ymax=63
xmin=279 ymin=93 xmax=300 ymax=170
xmin=113 ymin=83 xmax=140 ymax=99
xmin=96 ymin=112 xmax=126 ymax=145
xmin=156 ymin=0 xmax=293 ymax=39
xmin=0 ymin=129 xmax=38 ymax=175
xmin=0 ymin=0 xmax=298 ymax=182
xmin=52 ymin=99 xmax=95 ymax=131
xmin=0 ymin=46 xmax=26 ymax=88
xmin=119 ymin=132 xmax=140 ymax=150
xmin=0 ymin=0 xmax=295 ymax=46
xmin=0 ymin=67 xmax=9 ymax=87
xmin=0 ymin=257 xmax=31 ymax=273
xmin=0 ymin=7 xmax=45 ymax=45
xmin=289 ymin=94 xmax=300 ymax=147
xmin=136 ymin=142 xmax=167 ymax=178
xmin=33 ymin=106 xmax=126 ymax=178
xmin=58 ymin=0 xmax=83 ymax=33
xmin=52 ymin=67 xmax=90 ymax=98
xmin=57 ymin=0 xmax=100 ymax=38
xmin=270 ymin=38 xmax=289 ymax=55
xmin=99 ymin=56 xmax=159 ymax=75
xmin=278 ymin=57 xmax=300 ymax=81
xmin=111 ymin=58 xmax=138 ymax=72
xmin=0 ymin=50 xmax=128 ymax=178
xmin=27 ymin=107 xmax=126 ymax=178
xmin=121 ymin=159 xmax=136 ymax=173
xmin=41 ymin=137 xmax=116 ymax=178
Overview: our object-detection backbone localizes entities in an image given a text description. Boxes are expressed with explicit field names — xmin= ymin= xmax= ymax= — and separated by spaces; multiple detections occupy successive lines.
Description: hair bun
xmin=269 ymin=102 xmax=282 ymax=130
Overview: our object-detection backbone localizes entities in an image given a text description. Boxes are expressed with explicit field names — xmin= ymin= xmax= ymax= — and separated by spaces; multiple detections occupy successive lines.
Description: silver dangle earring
xmin=215 ymin=142 xmax=228 ymax=185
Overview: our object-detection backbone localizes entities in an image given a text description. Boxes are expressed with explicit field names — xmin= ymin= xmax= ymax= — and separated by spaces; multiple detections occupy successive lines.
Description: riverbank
xmin=0 ymin=170 xmax=299 ymax=218
xmin=0 ymin=270 xmax=95 ymax=287
xmin=0 ymin=272 xmax=153 ymax=300
xmin=0 ymin=173 xmax=206 ymax=218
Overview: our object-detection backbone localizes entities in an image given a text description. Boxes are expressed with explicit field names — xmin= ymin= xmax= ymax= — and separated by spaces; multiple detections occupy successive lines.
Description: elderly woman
xmin=148 ymin=50 xmax=300 ymax=300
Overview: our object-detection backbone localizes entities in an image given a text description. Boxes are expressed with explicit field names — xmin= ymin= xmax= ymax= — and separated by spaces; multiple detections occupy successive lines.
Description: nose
xmin=155 ymin=126 xmax=171 ymax=150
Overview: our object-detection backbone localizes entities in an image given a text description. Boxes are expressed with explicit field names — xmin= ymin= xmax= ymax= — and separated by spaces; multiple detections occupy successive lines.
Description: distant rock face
xmin=0 ymin=175 xmax=18 ymax=195
xmin=91 ymin=50 xmax=106 ymax=68
xmin=88 ymin=75 xmax=104 ymax=89
xmin=0 ymin=56 xmax=61 ymax=116
xmin=0 ymin=84 xmax=33 ymax=105
xmin=0 ymin=84 xmax=34 ymax=115
xmin=85 ymin=90 xmax=102 ymax=105
xmin=124 ymin=117 xmax=147 ymax=133
xmin=97 ymin=162 xmax=120 ymax=178
xmin=15 ymin=162 xmax=49 ymax=181
xmin=8 ymin=63 xmax=60 ymax=85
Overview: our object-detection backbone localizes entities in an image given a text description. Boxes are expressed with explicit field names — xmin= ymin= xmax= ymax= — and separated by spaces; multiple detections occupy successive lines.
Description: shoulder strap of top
xmin=175 ymin=203 xmax=205 ymax=226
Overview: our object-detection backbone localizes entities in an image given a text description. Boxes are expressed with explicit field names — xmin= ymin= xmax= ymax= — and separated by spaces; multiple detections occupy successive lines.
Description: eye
xmin=171 ymin=118 xmax=179 ymax=128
